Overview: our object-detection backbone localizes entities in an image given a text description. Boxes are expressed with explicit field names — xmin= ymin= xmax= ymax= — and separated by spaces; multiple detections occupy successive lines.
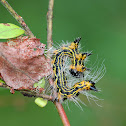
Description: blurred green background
xmin=0 ymin=0 xmax=126 ymax=126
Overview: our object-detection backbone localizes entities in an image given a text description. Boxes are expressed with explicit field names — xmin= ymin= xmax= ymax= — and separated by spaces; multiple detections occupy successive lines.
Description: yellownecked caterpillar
xmin=52 ymin=38 xmax=98 ymax=102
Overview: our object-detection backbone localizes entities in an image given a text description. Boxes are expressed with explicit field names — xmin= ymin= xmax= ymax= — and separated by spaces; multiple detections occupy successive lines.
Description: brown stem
xmin=47 ymin=0 xmax=70 ymax=126
xmin=47 ymin=0 xmax=54 ymax=57
xmin=0 ymin=0 xmax=34 ymax=38
xmin=0 ymin=82 xmax=53 ymax=101
xmin=55 ymin=102 xmax=70 ymax=126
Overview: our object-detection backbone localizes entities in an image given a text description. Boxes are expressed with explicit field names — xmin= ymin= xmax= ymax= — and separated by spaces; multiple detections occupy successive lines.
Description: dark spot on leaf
xmin=34 ymin=48 xmax=37 ymax=51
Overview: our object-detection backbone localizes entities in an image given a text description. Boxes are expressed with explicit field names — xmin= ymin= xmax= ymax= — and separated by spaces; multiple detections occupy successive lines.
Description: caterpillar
xmin=52 ymin=37 xmax=97 ymax=102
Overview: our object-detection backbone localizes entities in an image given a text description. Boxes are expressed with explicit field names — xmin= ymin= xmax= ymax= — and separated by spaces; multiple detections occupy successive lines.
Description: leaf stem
xmin=0 ymin=0 xmax=34 ymax=38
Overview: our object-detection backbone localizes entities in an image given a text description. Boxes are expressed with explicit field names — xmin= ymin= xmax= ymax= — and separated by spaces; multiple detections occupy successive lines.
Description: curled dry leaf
xmin=0 ymin=36 xmax=52 ymax=92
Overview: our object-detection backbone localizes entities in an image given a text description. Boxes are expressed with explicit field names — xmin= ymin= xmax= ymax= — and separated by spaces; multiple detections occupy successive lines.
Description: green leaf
xmin=35 ymin=98 xmax=48 ymax=108
xmin=0 ymin=23 xmax=25 ymax=39
xmin=0 ymin=79 xmax=5 ymax=84
xmin=34 ymin=78 xmax=46 ymax=107
xmin=34 ymin=78 xmax=45 ymax=88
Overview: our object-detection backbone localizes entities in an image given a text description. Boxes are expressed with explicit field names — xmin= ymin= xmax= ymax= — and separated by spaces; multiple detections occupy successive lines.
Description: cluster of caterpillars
xmin=52 ymin=37 xmax=97 ymax=102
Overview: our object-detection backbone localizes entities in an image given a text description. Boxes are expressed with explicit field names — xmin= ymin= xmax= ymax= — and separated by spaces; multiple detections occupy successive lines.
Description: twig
xmin=47 ymin=0 xmax=54 ymax=57
xmin=21 ymin=91 xmax=53 ymax=101
xmin=0 ymin=83 xmax=53 ymax=101
xmin=47 ymin=0 xmax=70 ymax=126
xmin=0 ymin=0 xmax=34 ymax=38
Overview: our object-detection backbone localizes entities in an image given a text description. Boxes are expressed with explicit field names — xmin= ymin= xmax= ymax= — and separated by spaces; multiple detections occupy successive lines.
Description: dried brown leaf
xmin=0 ymin=36 xmax=52 ymax=91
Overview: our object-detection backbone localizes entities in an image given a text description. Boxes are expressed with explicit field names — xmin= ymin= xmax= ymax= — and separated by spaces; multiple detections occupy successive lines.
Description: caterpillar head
xmin=86 ymin=80 xmax=98 ymax=91
xmin=83 ymin=80 xmax=97 ymax=91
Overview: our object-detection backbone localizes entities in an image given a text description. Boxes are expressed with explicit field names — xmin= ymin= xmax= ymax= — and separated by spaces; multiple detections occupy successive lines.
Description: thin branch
xmin=47 ymin=0 xmax=70 ymax=126
xmin=21 ymin=91 xmax=53 ymax=101
xmin=47 ymin=0 xmax=54 ymax=57
xmin=0 ymin=0 xmax=34 ymax=38
xmin=0 ymin=82 xmax=53 ymax=101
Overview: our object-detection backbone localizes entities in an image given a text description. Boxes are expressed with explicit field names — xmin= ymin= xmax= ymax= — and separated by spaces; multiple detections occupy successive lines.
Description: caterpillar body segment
xmin=52 ymin=38 xmax=97 ymax=102
xmin=56 ymin=80 xmax=97 ymax=102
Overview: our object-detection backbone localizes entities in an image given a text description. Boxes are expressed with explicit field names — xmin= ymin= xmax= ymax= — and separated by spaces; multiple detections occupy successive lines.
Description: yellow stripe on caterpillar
xmin=70 ymin=64 xmax=85 ymax=72
xmin=75 ymin=53 xmax=83 ymax=60
xmin=76 ymin=64 xmax=85 ymax=72
xmin=69 ymin=42 xmax=78 ymax=49
xmin=53 ymin=49 xmax=59 ymax=54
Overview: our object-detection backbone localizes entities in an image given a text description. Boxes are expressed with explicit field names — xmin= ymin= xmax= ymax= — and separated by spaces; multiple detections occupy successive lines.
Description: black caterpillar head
xmin=87 ymin=80 xmax=97 ymax=91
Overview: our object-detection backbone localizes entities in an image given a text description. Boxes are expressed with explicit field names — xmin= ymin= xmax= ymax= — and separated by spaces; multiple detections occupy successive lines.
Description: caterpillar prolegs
xmin=52 ymin=37 xmax=100 ymax=102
